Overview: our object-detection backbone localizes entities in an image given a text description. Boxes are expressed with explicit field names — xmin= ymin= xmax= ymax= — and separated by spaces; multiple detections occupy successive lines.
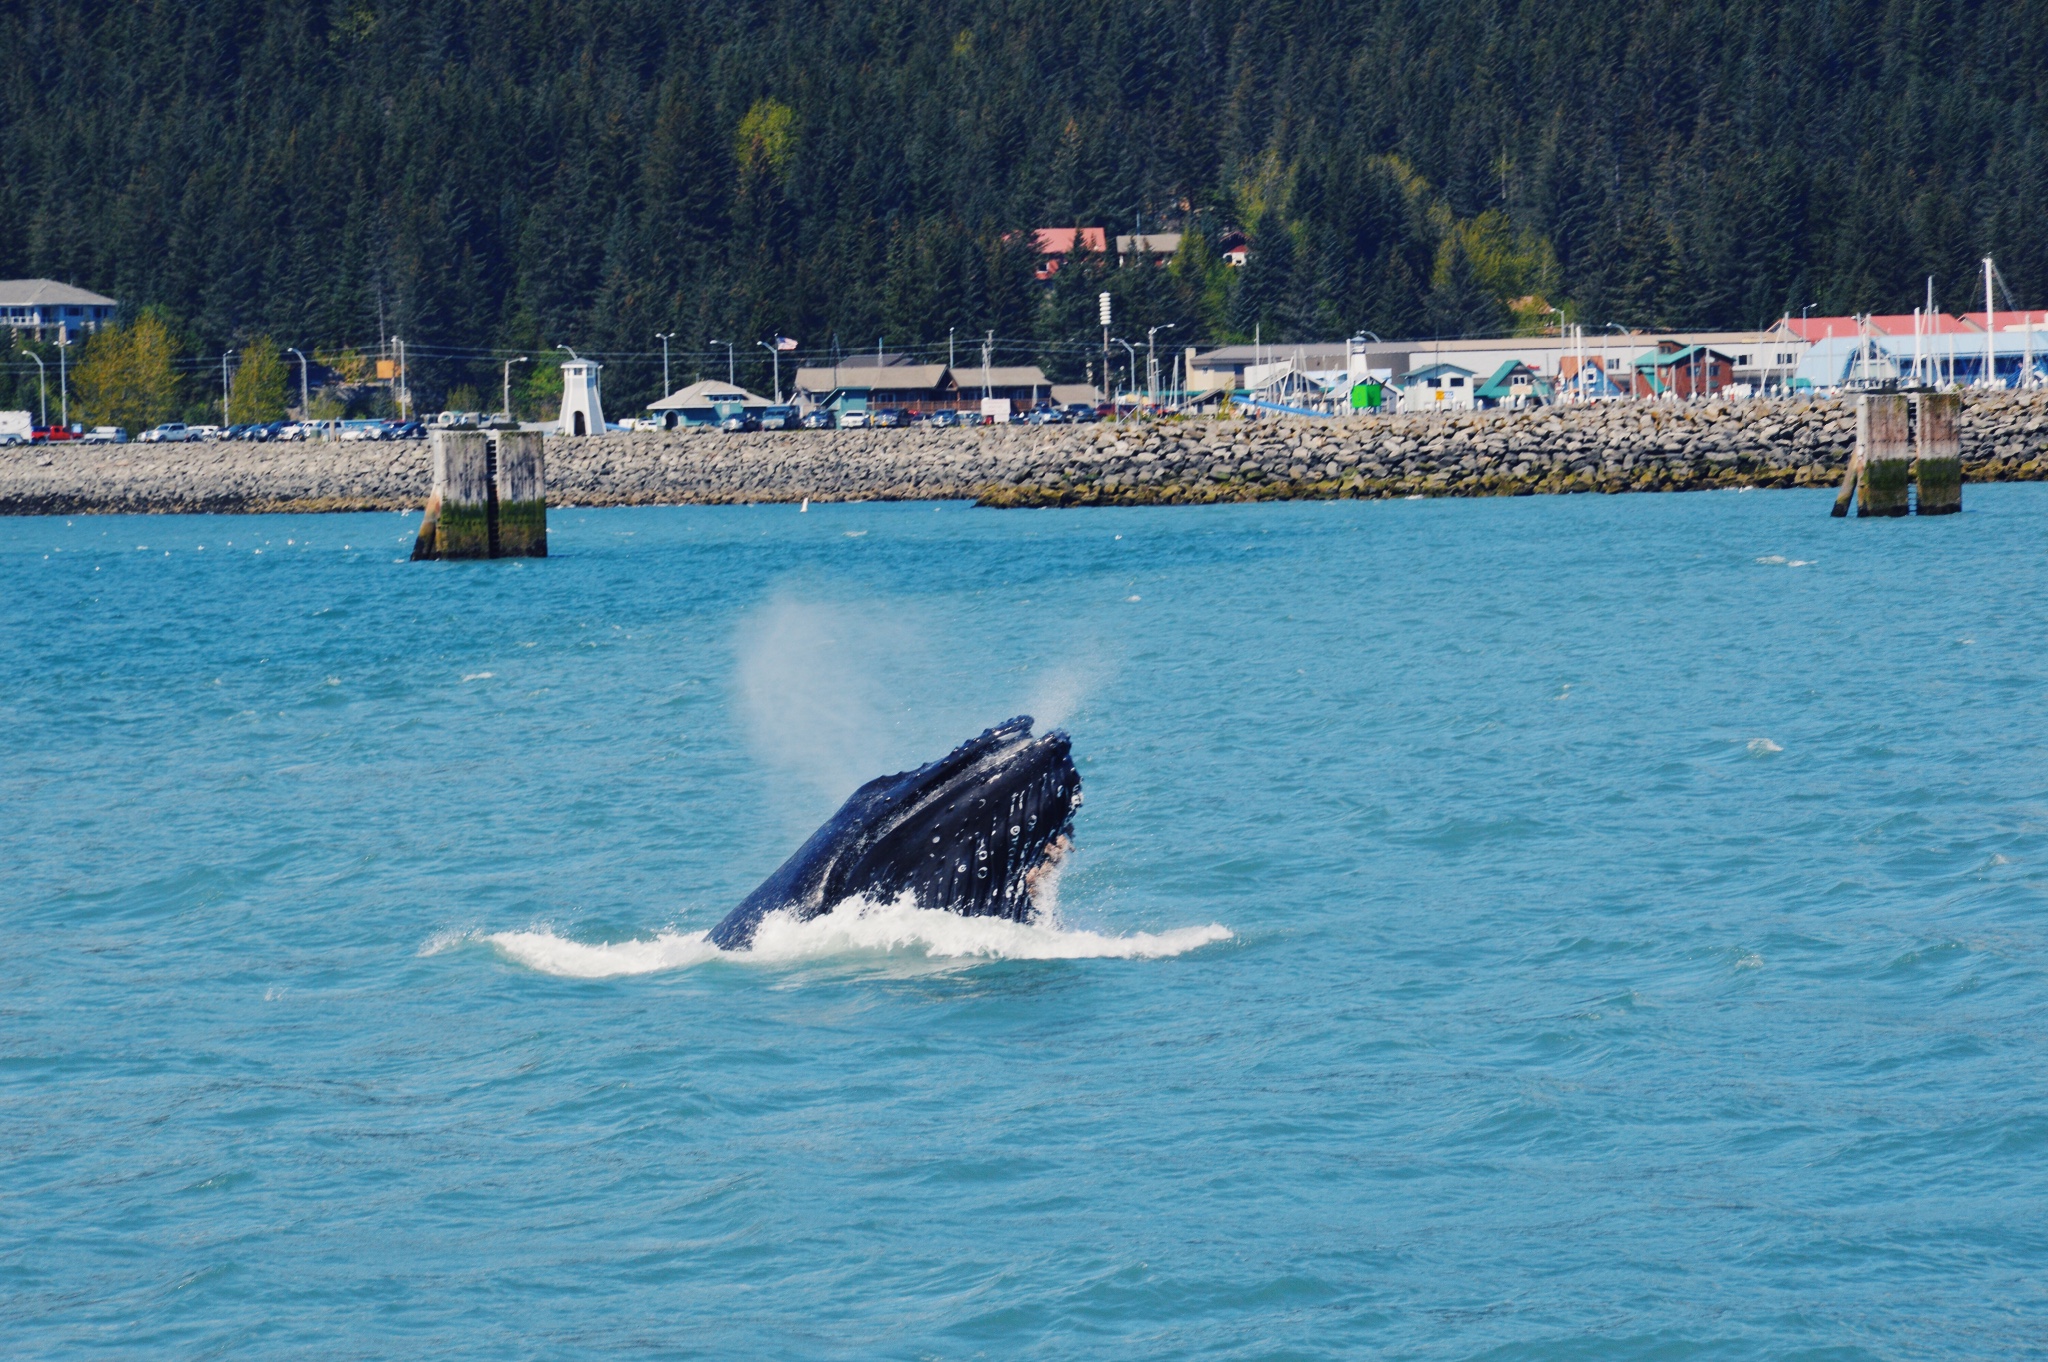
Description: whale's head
xmin=709 ymin=716 xmax=1081 ymax=949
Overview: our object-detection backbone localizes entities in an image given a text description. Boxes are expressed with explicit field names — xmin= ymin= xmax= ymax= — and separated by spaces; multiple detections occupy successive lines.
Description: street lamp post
xmin=756 ymin=340 xmax=783 ymax=404
xmin=655 ymin=333 xmax=675 ymax=395
xmin=1603 ymin=323 xmax=1628 ymax=398
xmin=1112 ymin=338 xmax=1137 ymax=416
xmin=1146 ymin=323 xmax=1176 ymax=409
xmin=709 ymin=339 xmax=734 ymax=386
xmin=19 ymin=342 xmax=46 ymax=427
xmin=56 ymin=330 xmax=70 ymax=429
xmin=222 ymin=349 xmax=235 ymax=426
xmin=503 ymin=356 xmax=529 ymax=425
xmin=287 ymin=348 xmax=310 ymax=424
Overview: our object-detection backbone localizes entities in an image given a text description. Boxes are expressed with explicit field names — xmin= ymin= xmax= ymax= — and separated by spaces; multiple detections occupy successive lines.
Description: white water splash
xmin=472 ymin=895 xmax=1232 ymax=979
xmin=1747 ymin=738 xmax=1783 ymax=755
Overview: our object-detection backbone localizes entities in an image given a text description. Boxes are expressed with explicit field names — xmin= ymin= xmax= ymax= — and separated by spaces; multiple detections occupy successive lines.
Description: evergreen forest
xmin=4 ymin=0 xmax=2047 ymax=420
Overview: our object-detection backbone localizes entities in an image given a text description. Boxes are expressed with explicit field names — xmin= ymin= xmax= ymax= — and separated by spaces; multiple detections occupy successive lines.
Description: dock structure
xmin=1914 ymin=392 xmax=1962 ymax=514
xmin=411 ymin=429 xmax=547 ymax=560
xmin=1833 ymin=393 xmax=1911 ymax=517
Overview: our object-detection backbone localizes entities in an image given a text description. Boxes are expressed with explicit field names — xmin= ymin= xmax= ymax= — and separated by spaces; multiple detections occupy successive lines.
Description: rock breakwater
xmin=981 ymin=389 xmax=2048 ymax=506
xmin=5 ymin=392 xmax=2046 ymax=516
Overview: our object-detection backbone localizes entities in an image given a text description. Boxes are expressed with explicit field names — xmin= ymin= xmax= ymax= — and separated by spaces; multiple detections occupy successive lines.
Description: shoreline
xmin=6 ymin=391 xmax=2045 ymax=515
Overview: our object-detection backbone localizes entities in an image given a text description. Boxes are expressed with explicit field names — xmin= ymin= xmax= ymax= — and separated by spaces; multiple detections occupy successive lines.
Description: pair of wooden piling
xmin=411 ymin=430 xmax=547 ymax=559
xmin=1832 ymin=392 xmax=1961 ymax=517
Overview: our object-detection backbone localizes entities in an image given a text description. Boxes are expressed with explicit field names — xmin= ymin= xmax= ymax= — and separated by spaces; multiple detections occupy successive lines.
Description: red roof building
xmin=1783 ymin=313 xmax=1981 ymax=341
xmin=1027 ymin=227 xmax=1107 ymax=279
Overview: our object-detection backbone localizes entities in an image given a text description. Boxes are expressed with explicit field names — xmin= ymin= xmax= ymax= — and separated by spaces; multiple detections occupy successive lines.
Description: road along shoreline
xmin=6 ymin=392 xmax=2046 ymax=515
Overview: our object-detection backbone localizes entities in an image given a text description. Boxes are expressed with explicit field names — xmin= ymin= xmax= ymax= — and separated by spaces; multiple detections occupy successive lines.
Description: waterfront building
xmin=1399 ymin=362 xmax=1478 ymax=411
xmin=647 ymin=379 xmax=771 ymax=428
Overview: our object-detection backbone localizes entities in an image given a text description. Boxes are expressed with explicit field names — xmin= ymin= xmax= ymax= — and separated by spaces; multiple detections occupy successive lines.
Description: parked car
xmin=924 ymin=409 xmax=965 ymax=428
xmin=32 ymin=425 xmax=83 ymax=442
xmin=719 ymin=411 xmax=761 ymax=433
xmin=388 ymin=420 xmax=426 ymax=440
xmin=1064 ymin=403 xmax=1099 ymax=423
xmin=1026 ymin=406 xmax=1066 ymax=425
xmin=81 ymin=426 xmax=129 ymax=443
xmin=837 ymin=410 xmax=869 ymax=429
xmin=800 ymin=409 xmax=834 ymax=430
xmin=141 ymin=423 xmax=191 ymax=443
xmin=760 ymin=405 xmax=799 ymax=431
xmin=189 ymin=425 xmax=222 ymax=441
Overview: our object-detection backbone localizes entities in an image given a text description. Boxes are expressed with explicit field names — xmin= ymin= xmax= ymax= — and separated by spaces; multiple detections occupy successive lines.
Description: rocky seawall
xmin=5 ymin=392 xmax=2047 ymax=515
xmin=981 ymin=389 xmax=2048 ymax=506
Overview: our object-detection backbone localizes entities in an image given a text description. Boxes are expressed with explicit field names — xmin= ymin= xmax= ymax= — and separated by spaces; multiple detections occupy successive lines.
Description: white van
xmin=140 ymin=423 xmax=192 ymax=443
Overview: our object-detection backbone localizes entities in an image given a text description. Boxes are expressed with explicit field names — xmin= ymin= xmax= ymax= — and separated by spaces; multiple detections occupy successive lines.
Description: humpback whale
xmin=710 ymin=716 xmax=1081 ymax=950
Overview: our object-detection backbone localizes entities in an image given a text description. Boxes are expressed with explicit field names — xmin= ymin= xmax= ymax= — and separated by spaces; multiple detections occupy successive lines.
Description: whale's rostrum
xmin=709 ymin=715 xmax=1080 ymax=949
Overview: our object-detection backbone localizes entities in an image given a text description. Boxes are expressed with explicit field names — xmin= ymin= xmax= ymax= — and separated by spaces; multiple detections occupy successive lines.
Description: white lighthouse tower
xmin=558 ymin=357 xmax=605 ymax=436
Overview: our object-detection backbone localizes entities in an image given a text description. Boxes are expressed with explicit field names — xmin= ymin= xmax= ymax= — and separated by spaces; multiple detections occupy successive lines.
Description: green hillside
xmin=4 ymin=0 xmax=2044 ymax=412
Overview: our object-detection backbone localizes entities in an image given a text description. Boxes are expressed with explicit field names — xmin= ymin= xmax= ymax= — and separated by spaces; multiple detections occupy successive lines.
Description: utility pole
xmin=395 ymin=336 xmax=408 ymax=419
xmin=222 ymin=349 xmax=235 ymax=426
xmin=56 ymin=327 xmax=69 ymax=428
xmin=756 ymin=340 xmax=782 ymax=403
xmin=656 ymin=333 xmax=675 ymax=395
xmin=949 ymin=327 xmax=956 ymax=372
xmin=1113 ymin=338 xmax=1137 ymax=415
xmin=503 ymin=356 xmax=528 ymax=424
xmin=982 ymin=331 xmax=993 ymax=400
xmin=709 ymin=339 xmax=734 ymax=386
xmin=288 ymin=348 xmax=309 ymax=422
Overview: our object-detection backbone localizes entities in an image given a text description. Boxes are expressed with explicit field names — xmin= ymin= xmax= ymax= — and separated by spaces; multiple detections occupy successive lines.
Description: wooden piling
xmin=409 ymin=492 xmax=441 ymax=561
xmin=492 ymin=431 xmax=548 ymax=556
xmin=1854 ymin=393 xmax=1911 ymax=517
xmin=432 ymin=430 xmax=493 ymax=558
xmin=1914 ymin=392 xmax=1962 ymax=514
xmin=1830 ymin=448 xmax=1862 ymax=517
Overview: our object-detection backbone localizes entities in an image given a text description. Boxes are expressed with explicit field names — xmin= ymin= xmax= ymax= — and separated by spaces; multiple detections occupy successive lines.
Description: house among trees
xmin=1115 ymin=233 xmax=1181 ymax=266
xmin=0 ymin=279 xmax=118 ymax=338
xmin=1630 ymin=341 xmax=1735 ymax=398
xmin=1028 ymin=227 xmax=1107 ymax=279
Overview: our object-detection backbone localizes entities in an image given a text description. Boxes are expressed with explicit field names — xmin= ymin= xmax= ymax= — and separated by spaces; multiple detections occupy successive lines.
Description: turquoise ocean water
xmin=4 ymin=488 xmax=2045 ymax=1358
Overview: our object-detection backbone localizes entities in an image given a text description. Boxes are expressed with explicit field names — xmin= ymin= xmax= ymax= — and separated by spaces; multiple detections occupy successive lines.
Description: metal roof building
xmin=0 ymin=279 xmax=118 ymax=337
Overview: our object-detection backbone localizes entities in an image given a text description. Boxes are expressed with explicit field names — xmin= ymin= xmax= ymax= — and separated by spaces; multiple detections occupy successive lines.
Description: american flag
xmin=773 ymin=335 xmax=799 ymax=351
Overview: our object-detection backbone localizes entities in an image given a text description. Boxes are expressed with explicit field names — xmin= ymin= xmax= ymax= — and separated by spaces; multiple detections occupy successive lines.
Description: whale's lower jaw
xmin=709 ymin=717 xmax=1081 ymax=950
